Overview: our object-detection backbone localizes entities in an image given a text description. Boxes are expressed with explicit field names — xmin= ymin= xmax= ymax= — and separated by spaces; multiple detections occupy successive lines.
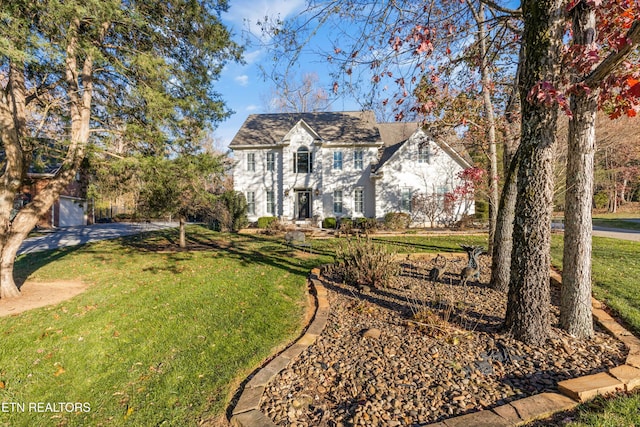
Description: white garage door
xmin=59 ymin=197 xmax=86 ymax=227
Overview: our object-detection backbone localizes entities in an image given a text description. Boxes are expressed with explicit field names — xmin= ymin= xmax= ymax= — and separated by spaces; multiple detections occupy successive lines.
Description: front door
xmin=296 ymin=191 xmax=311 ymax=219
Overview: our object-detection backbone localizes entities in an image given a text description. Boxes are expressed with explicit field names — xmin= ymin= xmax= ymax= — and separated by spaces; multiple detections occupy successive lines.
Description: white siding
xmin=232 ymin=121 xmax=473 ymax=226
xmin=233 ymin=148 xmax=283 ymax=222
xmin=374 ymin=130 xmax=473 ymax=225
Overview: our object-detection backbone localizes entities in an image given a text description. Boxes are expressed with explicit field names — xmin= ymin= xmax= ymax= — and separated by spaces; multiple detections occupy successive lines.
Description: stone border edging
xmin=229 ymin=260 xmax=640 ymax=427
xmin=230 ymin=267 xmax=328 ymax=427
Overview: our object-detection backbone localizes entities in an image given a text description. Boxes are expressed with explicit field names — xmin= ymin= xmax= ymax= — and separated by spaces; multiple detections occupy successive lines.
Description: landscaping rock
xmin=362 ymin=328 xmax=382 ymax=340
xmin=260 ymin=256 xmax=627 ymax=426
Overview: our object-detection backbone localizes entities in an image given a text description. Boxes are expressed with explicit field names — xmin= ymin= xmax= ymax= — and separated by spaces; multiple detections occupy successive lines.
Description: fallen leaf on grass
xmin=124 ymin=406 xmax=134 ymax=420
xmin=54 ymin=365 xmax=65 ymax=377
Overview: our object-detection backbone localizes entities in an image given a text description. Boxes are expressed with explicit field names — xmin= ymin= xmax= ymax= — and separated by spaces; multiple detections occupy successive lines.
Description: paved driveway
xmin=18 ymin=222 xmax=177 ymax=255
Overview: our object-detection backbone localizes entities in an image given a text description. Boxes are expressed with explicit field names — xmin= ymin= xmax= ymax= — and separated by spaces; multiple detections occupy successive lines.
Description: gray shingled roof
xmin=375 ymin=122 xmax=421 ymax=170
xmin=229 ymin=111 xmax=473 ymax=169
xmin=374 ymin=123 xmax=474 ymax=171
xmin=229 ymin=111 xmax=382 ymax=147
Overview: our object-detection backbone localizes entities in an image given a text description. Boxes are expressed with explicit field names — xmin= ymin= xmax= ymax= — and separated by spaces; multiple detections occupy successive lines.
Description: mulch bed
xmin=260 ymin=254 xmax=627 ymax=427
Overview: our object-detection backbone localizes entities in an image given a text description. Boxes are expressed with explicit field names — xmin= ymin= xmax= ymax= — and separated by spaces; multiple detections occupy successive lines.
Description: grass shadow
xmin=14 ymin=245 xmax=85 ymax=288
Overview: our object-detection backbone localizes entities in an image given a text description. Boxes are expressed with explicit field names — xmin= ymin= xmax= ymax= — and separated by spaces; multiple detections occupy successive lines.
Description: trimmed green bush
xmin=355 ymin=217 xmax=378 ymax=233
xmin=257 ymin=216 xmax=277 ymax=228
xmin=384 ymin=212 xmax=411 ymax=230
xmin=322 ymin=217 xmax=337 ymax=229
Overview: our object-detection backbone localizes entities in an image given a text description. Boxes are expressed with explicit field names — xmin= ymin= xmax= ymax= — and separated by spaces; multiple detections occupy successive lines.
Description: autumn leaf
xmin=124 ymin=406 xmax=134 ymax=420
xmin=54 ymin=365 xmax=65 ymax=377
xmin=628 ymin=78 xmax=640 ymax=98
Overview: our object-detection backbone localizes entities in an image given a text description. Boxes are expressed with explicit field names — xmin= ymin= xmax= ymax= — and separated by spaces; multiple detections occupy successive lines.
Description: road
xmin=18 ymin=222 xmax=177 ymax=255
xmin=16 ymin=221 xmax=638 ymax=256
xmin=554 ymin=220 xmax=640 ymax=242
xmin=592 ymin=226 xmax=640 ymax=242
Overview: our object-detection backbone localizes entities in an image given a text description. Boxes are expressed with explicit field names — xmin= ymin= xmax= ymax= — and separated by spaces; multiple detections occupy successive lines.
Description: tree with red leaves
xmin=560 ymin=0 xmax=640 ymax=339
xmin=259 ymin=0 xmax=640 ymax=344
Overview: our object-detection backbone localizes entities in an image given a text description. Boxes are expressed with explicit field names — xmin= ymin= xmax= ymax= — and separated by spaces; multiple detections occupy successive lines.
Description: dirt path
xmin=0 ymin=281 xmax=88 ymax=317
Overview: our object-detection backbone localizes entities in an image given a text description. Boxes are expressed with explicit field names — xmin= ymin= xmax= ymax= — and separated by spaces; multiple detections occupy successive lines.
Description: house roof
xmin=375 ymin=122 xmax=421 ymax=169
xmin=374 ymin=123 xmax=473 ymax=171
xmin=229 ymin=110 xmax=473 ymax=169
xmin=229 ymin=111 xmax=382 ymax=147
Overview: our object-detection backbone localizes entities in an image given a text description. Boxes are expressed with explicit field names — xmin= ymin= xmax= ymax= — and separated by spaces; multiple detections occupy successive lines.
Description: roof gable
xmin=374 ymin=124 xmax=473 ymax=171
xmin=229 ymin=111 xmax=382 ymax=147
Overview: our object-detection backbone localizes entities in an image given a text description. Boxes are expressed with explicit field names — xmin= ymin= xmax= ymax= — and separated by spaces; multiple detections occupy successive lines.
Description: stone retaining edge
xmin=230 ymin=267 xmax=328 ymax=427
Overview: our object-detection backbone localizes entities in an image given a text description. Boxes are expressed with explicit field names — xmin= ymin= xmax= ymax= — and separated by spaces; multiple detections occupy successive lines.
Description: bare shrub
xmin=334 ymin=236 xmax=400 ymax=288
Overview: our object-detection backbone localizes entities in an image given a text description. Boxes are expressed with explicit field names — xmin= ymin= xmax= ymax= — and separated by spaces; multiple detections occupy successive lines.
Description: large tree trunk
xmin=490 ymin=55 xmax=522 ymax=293
xmin=0 ymin=61 xmax=29 ymax=298
xmin=0 ymin=212 xmax=42 ymax=297
xmin=0 ymin=21 xmax=93 ymax=298
xmin=504 ymin=0 xmax=565 ymax=346
xmin=469 ymin=1 xmax=499 ymax=253
xmin=561 ymin=2 xmax=597 ymax=339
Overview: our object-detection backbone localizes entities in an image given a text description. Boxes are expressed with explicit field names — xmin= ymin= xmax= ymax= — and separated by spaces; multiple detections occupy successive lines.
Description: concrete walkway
xmin=18 ymin=222 xmax=177 ymax=255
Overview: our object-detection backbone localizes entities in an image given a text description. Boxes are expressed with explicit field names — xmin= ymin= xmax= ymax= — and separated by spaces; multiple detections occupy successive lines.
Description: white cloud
xmin=243 ymin=49 xmax=264 ymax=65
xmin=223 ymin=0 xmax=305 ymax=37
xmin=246 ymin=104 xmax=259 ymax=112
xmin=234 ymin=75 xmax=250 ymax=86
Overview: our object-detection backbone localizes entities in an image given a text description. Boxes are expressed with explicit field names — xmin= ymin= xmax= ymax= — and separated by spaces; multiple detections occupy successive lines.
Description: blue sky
xmin=215 ymin=0 xmax=308 ymax=148
xmin=216 ymin=0 xmax=365 ymax=148
xmin=214 ymin=1 xmax=522 ymax=148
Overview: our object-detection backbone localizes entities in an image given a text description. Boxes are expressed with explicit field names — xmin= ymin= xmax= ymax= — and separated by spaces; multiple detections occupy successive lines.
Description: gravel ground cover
xmin=261 ymin=254 xmax=627 ymax=427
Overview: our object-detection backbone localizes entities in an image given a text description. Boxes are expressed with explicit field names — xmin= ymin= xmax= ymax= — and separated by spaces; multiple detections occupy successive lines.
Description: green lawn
xmin=562 ymin=391 xmax=640 ymax=427
xmin=0 ymin=227 xmax=330 ymax=427
xmin=593 ymin=210 xmax=640 ymax=220
xmin=1 ymin=227 xmax=638 ymax=426
xmin=592 ymin=217 xmax=640 ymax=232
xmin=550 ymin=235 xmax=640 ymax=335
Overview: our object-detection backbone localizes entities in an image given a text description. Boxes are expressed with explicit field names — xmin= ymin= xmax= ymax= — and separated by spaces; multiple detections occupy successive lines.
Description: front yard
xmin=0 ymin=227 xmax=328 ymax=426
xmin=0 ymin=226 xmax=639 ymax=426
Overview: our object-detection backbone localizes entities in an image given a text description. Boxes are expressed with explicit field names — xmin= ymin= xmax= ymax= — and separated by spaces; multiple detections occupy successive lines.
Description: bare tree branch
xmin=480 ymin=0 xmax=522 ymax=17
xmin=583 ymin=20 xmax=640 ymax=88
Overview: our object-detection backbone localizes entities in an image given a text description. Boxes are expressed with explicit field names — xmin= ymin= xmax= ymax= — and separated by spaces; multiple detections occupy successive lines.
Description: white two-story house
xmin=229 ymin=111 xmax=474 ymax=225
